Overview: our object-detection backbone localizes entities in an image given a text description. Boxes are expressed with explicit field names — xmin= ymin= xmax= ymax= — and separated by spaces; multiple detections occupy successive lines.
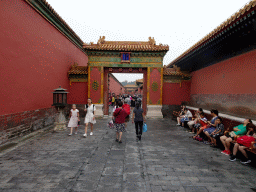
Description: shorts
xmin=225 ymin=134 xmax=234 ymax=140
xmin=204 ymin=127 xmax=216 ymax=134
xmin=211 ymin=133 xmax=223 ymax=139
xmin=194 ymin=123 xmax=201 ymax=129
xmin=114 ymin=123 xmax=126 ymax=133
xmin=180 ymin=117 xmax=188 ymax=123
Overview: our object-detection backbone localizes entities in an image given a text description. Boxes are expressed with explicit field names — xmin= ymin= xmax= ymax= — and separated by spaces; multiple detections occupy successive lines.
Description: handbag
xmin=237 ymin=136 xmax=255 ymax=148
xmin=143 ymin=123 xmax=147 ymax=132
xmin=108 ymin=120 xmax=114 ymax=129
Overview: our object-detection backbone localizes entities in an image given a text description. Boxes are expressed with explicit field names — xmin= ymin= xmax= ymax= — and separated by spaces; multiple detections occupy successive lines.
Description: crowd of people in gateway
xmin=175 ymin=105 xmax=256 ymax=165
xmin=67 ymin=94 xmax=145 ymax=144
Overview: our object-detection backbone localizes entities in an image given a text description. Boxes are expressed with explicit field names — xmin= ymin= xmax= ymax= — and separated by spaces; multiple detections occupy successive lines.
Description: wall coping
xmin=186 ymin=106 xmax=256 ymax=124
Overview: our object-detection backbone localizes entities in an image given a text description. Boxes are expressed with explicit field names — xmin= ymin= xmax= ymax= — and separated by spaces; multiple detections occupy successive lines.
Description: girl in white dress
xmin=68 ymin=104 xmax=80 ymax=136
xmin=84 ymin=98 xmax=96 ymax=137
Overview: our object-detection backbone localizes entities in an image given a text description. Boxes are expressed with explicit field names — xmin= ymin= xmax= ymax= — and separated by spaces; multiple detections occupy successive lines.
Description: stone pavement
xmin=0 ymin=118 xmax=256 ymax=192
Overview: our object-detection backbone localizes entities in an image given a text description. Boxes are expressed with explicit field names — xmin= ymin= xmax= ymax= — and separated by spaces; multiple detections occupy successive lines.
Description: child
xmin=210 ymin=117 xmax=224 ymax=147
xmin=193 ymin=113 xmax=208 ymax=140
xmin=68 ymin=104 xmax=80 ymax=136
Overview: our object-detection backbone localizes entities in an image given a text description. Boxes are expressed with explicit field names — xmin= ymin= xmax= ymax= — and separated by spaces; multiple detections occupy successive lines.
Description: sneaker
xmin=176 ymin=124 xmax=180 ymax=126
xmin=240 ymin=159 xmax=251 ymax=165
xmin=221 ymin=150 xmax=230 ymax=156
xmin=75 ymin=132 xmax=77 ymax=135
xmin=229 ymin=155 xmax=236 ymax=162
xmin=68 ymin=133 xmax=72 ymax=136
xmin=119 ymin=140 xmax=122 ymax=143
xmin=115 ymin=139 xmax=118 ymax=142
xmin=203 ymin=141 xmax=211 ymax=145
xmin=83 ymin=134 xmax=87 ymax=138
xmin=90 ymin=132 xmax=93 ymax=136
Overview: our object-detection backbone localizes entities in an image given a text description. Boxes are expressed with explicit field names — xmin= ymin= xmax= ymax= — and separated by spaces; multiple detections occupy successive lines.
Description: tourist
xmin=112 ymin=96 xmax=115 ymax=106
xmin=131 ymin=97 xmax=136 ymax=110
xmin=210 ymin=117 xmax=225 ymax=147
xmin=229 ymin=123 xmax=256 ymax=164
xmin=115 ymin=95 xmax=121 ymax=104
xmin=84 ymin=98 xmax=96 ymax=137
xmin=180 ymin=108 xmax=193 ymax=127
xmin=68 ymin=104 xmax=80 ymax=136
xmin=220 ymin=119 xmax=252 ymax=155
xmin=125 ymin=96 xmax=130 ymax=106
xmin=193 ymin=113 xmax=208 ymax=140
xmin=132 ymin=102 xmax=146 ymax=141
xmin=113 ymin=101 xmax=128 ymax=143
xmin=188 ymin=108 xmax=203 ymax=133
xmin=137 ymin=96 xmax=142 ymax=106
xmin=203 ymin=109 xmax=219 ymax=144
xmin=122 ymin=100 xmax=131 ymax=128
xmin=176 ymin=105 xmax=186 ymax=126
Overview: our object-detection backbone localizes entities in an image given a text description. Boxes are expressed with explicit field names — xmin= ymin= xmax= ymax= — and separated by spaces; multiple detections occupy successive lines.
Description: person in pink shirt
xmin=113 ymin=101 xmax=128 ymax=143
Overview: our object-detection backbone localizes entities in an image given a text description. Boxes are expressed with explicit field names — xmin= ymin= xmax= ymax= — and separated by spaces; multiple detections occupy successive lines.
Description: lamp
xmin=52 ymin=86 xmax=69 ymax=131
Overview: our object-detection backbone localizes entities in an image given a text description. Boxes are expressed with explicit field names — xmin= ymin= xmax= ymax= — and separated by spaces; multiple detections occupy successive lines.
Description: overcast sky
xmin=47 ymin=0 xmax=250 ymax=82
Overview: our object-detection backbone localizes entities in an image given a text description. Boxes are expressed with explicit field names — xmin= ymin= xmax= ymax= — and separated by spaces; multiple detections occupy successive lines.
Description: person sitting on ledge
xmin=203 ymin=109 xmax=219 ymax=144
xmin=188 ymin=108 xmax=203 ymax=132
xmin=210 ymin=117 xmax=225 ymax=147
xmin=180 ymin=108 xmax=193 ymax=127
xmin=176 ymin=105 xmax=186 ymax=126
xmin=229 ymin=123 xmax=256 ymax=164
xmin=220 ymin=119 xmax=252 ymax=156
xmin=193 ymin=113 xmax=208 ymax=140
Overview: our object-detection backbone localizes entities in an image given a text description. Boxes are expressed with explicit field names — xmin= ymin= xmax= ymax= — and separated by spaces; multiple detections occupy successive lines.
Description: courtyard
xmin=0 ymin=118 xmax=256 ymax=192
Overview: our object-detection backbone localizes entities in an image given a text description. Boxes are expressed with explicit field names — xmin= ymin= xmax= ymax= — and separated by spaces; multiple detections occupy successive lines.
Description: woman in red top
xmin=113 ymin=101 xmax=128 ymax=143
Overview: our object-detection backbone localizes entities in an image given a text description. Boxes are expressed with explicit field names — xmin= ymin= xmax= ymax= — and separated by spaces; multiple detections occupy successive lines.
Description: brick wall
xmin=0 ymin=107 xmax=57 ymax=145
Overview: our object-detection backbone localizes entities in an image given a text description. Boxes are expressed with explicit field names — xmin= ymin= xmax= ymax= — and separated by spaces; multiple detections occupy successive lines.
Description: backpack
xmin=86 ymin=104 xmax=95 ymax=115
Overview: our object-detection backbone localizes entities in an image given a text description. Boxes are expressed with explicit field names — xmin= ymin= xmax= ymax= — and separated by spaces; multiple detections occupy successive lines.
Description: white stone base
xmin=94 ymin=104 xmax=104 ymax=118
xmin=54 ymin=122 xmax=67 ymax=131
xmin=54 ymin=108 xmax=67 ymax=131
xmin=146 ymin=105 xmax=163 ymax=119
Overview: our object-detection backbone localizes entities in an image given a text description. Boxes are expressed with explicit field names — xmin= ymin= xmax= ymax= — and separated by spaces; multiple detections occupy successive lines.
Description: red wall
xmin=190 ymin=49 xmax=256 ymax=119
xmin=109 ymin=75 xmax=125 ymax=96
xmin=162 ymin=81 xmax=191 ymax=105
xmin=68 ymin=82 xmax=88 ymax=104
xmin=0 ymin=0 xmax=88 ymax=116
xmin=191 ymin=49 xmax=256 ymax=95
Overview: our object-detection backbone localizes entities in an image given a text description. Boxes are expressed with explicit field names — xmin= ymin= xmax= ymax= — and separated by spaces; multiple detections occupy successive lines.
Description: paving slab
xmin=0 ymin=118 xmax=256 ymax=191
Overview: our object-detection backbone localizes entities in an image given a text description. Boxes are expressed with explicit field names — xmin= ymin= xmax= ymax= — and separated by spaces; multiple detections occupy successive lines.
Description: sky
xmin=47 ymin=0 xmax=250 ymax=82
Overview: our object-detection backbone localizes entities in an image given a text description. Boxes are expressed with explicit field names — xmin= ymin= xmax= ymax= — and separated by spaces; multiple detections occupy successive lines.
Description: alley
xmin=0 ymin=119 xmax=256 ymax=192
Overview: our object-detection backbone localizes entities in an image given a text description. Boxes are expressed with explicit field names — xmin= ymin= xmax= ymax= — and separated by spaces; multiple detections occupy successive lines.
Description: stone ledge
xmin=186 ymin=106 xmax=256 ymax=124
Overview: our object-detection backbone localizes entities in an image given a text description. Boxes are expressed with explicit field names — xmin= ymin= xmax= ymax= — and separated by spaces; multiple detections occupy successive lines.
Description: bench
xmin=186 ymin=106 xmax=256 ymax=156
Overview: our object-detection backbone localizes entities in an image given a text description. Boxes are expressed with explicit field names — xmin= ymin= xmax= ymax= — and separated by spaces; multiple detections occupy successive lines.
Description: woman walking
xmin=68 ymin=104 xmax=80 ymax=136
xmin=84 ymin=98 xmax=96 ymax=138
xmin=132 ymin=102 xmax=146 ymax=141
xmin=113 ymin=101 xmax=128 ymax=143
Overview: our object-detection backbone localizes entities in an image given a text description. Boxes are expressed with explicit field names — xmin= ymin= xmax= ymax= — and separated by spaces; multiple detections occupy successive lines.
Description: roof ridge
xmin=40 ymin=0 xmax=84 ymax=44
xmin=167 ymin=0 xmax=256 ymax=67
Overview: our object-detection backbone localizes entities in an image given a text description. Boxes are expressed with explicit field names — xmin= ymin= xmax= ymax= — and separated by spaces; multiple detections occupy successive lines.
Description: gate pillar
xmin=147 ymin=67 xmax=163 ymax=118
xmin=88 ymin=66 xmax=104 ymax=117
